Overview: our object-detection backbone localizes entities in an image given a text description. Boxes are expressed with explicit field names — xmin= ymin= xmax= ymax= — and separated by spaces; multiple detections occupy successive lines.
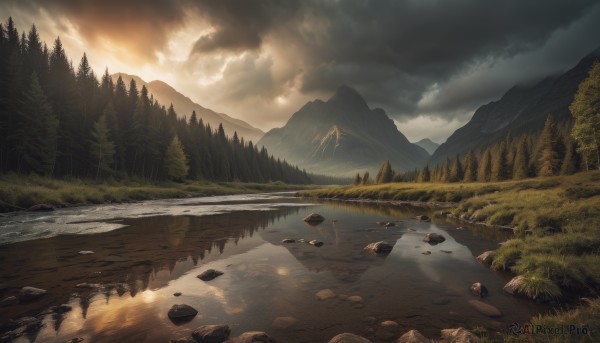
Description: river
xmin=0 ymin=193 xmax=549 ymax=342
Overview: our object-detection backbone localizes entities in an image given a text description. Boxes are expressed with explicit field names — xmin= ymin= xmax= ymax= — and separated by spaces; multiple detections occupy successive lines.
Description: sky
xmin=2 ymin=0 xmax=600 ymax=143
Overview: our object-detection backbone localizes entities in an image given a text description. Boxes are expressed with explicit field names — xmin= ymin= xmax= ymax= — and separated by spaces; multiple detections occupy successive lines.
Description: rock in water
xmin=327 ymin=333 xmax=372 ymax=343
xmin=192 ymin=324 xmax=231 ymax=343
xmin=384 ymin=222 xmax=395 ymax=227
xmin=281 ymin=239 xmax=295 ymax=243
xmin=168 ymin=304 xmax=198 ymax=322
xmin=224 ymin=331 xmax=276 ymax=343
xmin=315 ymin=289 xmax=336 ymax=300
xmin=18 ymin=287 xmax=47 ymax=302
xmin=440 ymin=327 xmax=480 ymax=343
xmin=397 ymin=330 xmax=429 ymax=343
xmin=197 ymin=269 xmax=224 ymax=281
xmin=503 ymin=276 xmax=523 ymax=295
xmin=476 ymin=251 xmax=495 ymax=265
xmin=468 ymin=299 xmax=502 ymax=317
xmin=309 ymin=240 xmax=324 ymax=247
xmin=470 ymin=282 xmax=489 ymax=298
xmin=303 ymin=213 xmax=325 ymax=223
xmin=423 ymin=233 xmax=445 ymax=244
xmin=364 ymin=241 xmax=393 ymax=254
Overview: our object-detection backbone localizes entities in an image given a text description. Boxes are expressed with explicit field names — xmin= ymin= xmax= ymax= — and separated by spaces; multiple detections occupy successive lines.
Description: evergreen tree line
xmin=356 ymin=115 xmax=581 ymax=185
xmin=358 ymin=59 xmax=600 ymax=185
xmin=0 ymin=19 xmax=311 ymax=183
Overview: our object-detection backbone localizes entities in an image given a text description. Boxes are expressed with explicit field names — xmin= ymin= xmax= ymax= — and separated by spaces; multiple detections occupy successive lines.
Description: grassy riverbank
xmin=300 ymin=171 xmax=600 ymax=341
xmin=0 ymin=173 xmax=317 ymax=212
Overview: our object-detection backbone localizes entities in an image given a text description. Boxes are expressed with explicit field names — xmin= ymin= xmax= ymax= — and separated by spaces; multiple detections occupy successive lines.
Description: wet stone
xmin=167 ymin=304 xmax=198 ymax=322
xmin=173 ymin=292 xmax=182 ymax=297
xmin=197 ymin=269 xmax=224 ymax=281
xmin=272 ymin=316 xmax=298 ymax=329
xmin=192 ymin=324 xmax=231 ymax=343
xmin=468 ymin=299 xmax=502 ymax=318
xmin=225 ymin=331 xmax=276 ymax=343
xmin=316 ymin=289 xmax=336 ymax=300
xmin=19 ymin=286 xmax=47 ymax=302
xmin=328 ymin=333 xmax=372 ymax=343
xmin=281 ymin=239 xmax=295 ymax=243
xmin=397 ymin=330 xmax=429 ymax=343
xmin=470 ymin=282 xmax=489 ymax=298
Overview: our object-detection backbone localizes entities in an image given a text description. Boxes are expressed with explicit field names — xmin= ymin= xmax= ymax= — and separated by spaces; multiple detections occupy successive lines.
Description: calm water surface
xmin=0 ymin=193 xmax=549 ymax=342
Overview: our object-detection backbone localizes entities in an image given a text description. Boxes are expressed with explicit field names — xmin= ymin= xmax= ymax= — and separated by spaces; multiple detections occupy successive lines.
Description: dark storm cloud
xmin=190 ymin=0 xmax=301 ymax=53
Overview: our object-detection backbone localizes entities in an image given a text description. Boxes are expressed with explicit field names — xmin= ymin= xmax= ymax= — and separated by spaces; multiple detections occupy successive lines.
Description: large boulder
xmin=440 ymin=327 xmax=480 ymax=342
xmin=423 ymin=233 xmax=445 ymax=244
xmin=167 ymin=304 xmax=198 ymax=322
xmin=224 ymin=331 xmax=276 ymax=343
xmin=364 ymin=241 xmax=394 ymax=254
xmin=476 ymin=251 xmax=495 ymax=265
xmin=192 ymin=324 xmax=231 ymax=343
xmin=470 ymin=282 xmax=488 ymax=298
xmin=396 ymin=330 xmax=429 ymax=343
xmin=303 ymin=213 xmax=325 ymax=223
xmin=18 ymin=287 xmax=47 ymax=302
xmin=468 ymin=300 xmax=502 ymax=318
xmin=328 ymin=333 xmax=372 ymax=343
xmin=197 ymin=269 xmax=224 ymax=281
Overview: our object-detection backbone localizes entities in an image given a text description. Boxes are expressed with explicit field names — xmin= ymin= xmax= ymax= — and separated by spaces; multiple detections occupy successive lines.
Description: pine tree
xmin=538 ymin=115 xmax=564 ymax=176
xmin=90 ymin=111 xmax=116 ymax=179
xmin=376 ymin=160 xmax=393 ymax=183
xmin=491 ymin=142 xmax=508 ymax=181
xmin=362 ymin=171 xmax=370 ymax=185
xmin=560 ymin=137 xmax=580 ymax=176
xmin=462 ymin=151 xmax=477 ymax=182
xmin=512 ymin=136 xmax=530 ymax=179
xmin=440 ymin=159 xmax=451 ymax=182
xmin=353 ymin=173 xmax=362 ymax=185
xmin=164 ymin=135 xmax=189 ymax=181
xmin=570 ymin=61 xmax=600 ymax=170
xmin=16 ymin=73 xmax=59 ymax=175
xmin=417 ymin=165 xmax=430 ymax=183
xmin=477 ymin=148 xmax=492 ymax=182
xmin=449 ymin=154 xmax=463 ymax=182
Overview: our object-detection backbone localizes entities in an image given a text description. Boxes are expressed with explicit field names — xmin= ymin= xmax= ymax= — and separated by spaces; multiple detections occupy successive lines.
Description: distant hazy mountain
xmin=258 ymin=85 xmax=429 ymax=176
xmin=429 ymin=48 xmax=600 ymax=166
xmin=112 ymin=73 xmax=264 ymax=143
xmin=414 ymin=138 xmax=440 ymax=155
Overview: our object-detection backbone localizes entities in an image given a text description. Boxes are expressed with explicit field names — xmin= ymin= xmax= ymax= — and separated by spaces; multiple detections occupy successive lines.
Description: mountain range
xmin=429 ymin=48 xmax=600 ymax=166
xmin=414 ymin=138 xmax=440 ymax=155
xmin=111 ymin=73 xmax=264 ymax=143
xmin=257 ymin=86 xmax=429 ymax=176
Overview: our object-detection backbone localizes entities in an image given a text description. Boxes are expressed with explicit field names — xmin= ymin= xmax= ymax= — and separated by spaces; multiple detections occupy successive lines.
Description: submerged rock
xmin=423 ymin=233 xmax=445 ymax=244
xmin=19 ymin=286 xmax=47 ymax=302
xmin=308 ymin=240 xmax=324 ymax=247
xmin=384 ymin=222 xmax=396 ymax=227
xmin=0 ymin=296 xmax=17 ymax=306
xmin=468 ymin=299 xmax=502 ymax=317
xmin=192 ymin=324 xmax=231 ymax=343
xmin=347 ymin=295 xmax=363 ymax=303
xmin=440 ymin=327 xmax=480 ymax=343
xmin=197 ymin=269 xmax=224 ymax=281
xmin=224 ymin=331 xmax=276 ymax=343
xmin=470 ymin=282 xmax=488 ymax=298
xmin=167 ymin=304 xmax=198 ymax=322
xmin=281 ymin=239 xmax=295 ymax=243
xmin=364 ymin=241 xmax=393 ymax=254
xmin=397 ymin=330 xmax=429 ymax=343
xmin=173 ymin=292 xmax=182 ymax=297
xmin=476 ymin=251 xmax=495 ymax=265
xmin=316 ymin=289 xmax=336 ymax=300
xmin=327 ymin=333 xmax=372 ymax=343
xmin=303 ymin=213 xmax=325 ymax=223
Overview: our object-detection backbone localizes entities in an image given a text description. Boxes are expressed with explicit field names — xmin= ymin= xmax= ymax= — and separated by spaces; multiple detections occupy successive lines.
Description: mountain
xmin=112 ymin=73 xmax=264 ymax=143
xmin=257 ymin=85 xmax=429 ymax=176
xmin=429 ymin=48 xmax=600 ymax=166
xmin=414 ymin=138 xmax=440 ymax=155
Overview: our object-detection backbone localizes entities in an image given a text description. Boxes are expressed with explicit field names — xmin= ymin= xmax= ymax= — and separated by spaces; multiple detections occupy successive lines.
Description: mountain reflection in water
xmin=0 ymin=194 xmax=549 ymax=343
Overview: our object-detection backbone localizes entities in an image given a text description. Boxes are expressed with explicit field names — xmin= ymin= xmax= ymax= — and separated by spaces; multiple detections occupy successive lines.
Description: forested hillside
xmin=0 ymin=19 xmax=310 ymax=184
